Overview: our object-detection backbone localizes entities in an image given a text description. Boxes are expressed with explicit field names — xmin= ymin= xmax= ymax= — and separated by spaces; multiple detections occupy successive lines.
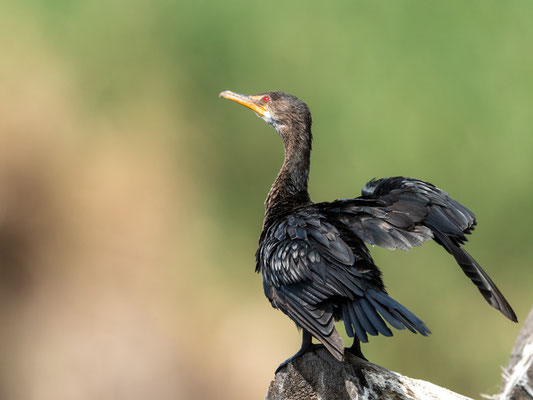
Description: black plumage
xmin=219 ymin=90 xmax=517 ymax=370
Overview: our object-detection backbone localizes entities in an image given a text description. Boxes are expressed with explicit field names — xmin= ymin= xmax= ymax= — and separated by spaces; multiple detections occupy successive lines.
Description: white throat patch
xmin=261 ymin=110 xmax=273 ymax=125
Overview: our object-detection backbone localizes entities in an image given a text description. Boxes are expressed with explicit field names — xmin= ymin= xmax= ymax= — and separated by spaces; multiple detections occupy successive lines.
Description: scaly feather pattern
xmin=257 ymin=207 xmax=431 ymax=361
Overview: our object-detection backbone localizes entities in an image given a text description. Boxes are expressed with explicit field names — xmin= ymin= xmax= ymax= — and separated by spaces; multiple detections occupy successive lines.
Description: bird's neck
xmin=265 ymin=126 xmax=312 ymax=220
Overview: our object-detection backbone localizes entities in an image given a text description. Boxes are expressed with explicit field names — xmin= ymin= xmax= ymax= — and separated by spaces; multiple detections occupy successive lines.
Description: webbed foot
xmin=275 ymin=342 xmax=322 ymax=373
xmin=345 ymin=339 xmax=368 ymax=361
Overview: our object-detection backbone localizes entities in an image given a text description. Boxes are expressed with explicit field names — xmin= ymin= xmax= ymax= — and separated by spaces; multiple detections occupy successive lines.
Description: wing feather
xmin=257 ymin=207 xmax=431 ymax=361
xmin=317 ymin=176 xmax=517 ymax=322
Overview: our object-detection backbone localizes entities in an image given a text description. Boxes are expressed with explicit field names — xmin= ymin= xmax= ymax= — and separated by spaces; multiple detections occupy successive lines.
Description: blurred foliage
xmin=1 ymin=1 xmax=532 ymax=399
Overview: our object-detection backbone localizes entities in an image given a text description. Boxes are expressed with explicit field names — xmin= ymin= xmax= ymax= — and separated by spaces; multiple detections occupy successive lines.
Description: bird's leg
xmin=275 ymin=330 xmax=321 ymax=373
xmin=346 ymin=339 xmax=368 ymax=361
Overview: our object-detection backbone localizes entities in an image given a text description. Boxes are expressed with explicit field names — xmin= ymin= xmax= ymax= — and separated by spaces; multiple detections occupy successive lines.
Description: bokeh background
xmin=1 ymin=1 xmax=532 ymax=399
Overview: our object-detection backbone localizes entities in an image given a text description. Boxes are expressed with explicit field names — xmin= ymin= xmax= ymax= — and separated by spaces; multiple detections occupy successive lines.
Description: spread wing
xmin=257 ymin=208 xmax=430 ymax=361
xmin=317 ymin=176 xmax=517 ymax=322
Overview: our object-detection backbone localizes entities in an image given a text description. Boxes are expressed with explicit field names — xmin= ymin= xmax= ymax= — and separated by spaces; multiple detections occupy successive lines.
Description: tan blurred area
xmin=0 ymin=5 xmax=297 ymax=399
xmin=1 ymin=23 xmax=182 ymax=400
xmin=1 ymin=14 xmax=195 ymax=400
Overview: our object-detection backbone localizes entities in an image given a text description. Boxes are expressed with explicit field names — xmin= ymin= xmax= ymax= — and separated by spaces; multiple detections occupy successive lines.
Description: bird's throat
xmin=265 ymin=128 xmax=312 ymax=220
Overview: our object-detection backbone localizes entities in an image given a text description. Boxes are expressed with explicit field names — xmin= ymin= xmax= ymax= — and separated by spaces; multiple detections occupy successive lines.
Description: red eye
xmin=262 ymin=96 xmax=270 ymax=102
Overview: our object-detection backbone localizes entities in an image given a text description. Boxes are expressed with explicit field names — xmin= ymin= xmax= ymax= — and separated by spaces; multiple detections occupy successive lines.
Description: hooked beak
xmin=219 ymin=90 xmax=268 ymax=117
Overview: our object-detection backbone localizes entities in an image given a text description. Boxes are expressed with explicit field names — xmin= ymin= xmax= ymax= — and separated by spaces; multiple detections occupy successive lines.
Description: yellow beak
xmin=219 ymin=90 xmax=267 ymax=117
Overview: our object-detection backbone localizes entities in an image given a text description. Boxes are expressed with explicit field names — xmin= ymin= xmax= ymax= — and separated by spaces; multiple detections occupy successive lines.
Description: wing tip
xmin=492 ymin=296 xmax=518 ymax=323
xmin=433 ymin=231 xmax=518 ymax=324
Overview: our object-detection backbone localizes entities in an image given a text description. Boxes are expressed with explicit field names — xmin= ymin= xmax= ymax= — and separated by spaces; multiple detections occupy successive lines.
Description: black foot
xmin=275 ymin=343 xmax=322 ymax=373
xmin=275 ymin=330 xmax=324 ymax=373
xmin=345 ymin=340 xmax=368 ymax=361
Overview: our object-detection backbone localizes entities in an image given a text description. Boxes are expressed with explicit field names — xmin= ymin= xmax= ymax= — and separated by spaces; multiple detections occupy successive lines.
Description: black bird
xmin=219 ymin=90 xmax=517 ymax=370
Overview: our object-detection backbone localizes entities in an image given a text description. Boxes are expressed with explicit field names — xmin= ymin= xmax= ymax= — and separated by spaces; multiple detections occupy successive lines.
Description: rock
xmin=498 ymin=308 xmax=533 ymax=400
xmin=266 ymin=348 xmax=472 ymax=400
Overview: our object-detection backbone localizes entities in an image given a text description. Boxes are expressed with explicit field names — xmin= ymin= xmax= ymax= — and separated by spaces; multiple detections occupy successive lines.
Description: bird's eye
xmin=262 ymin=96 xmax=270 ymax=102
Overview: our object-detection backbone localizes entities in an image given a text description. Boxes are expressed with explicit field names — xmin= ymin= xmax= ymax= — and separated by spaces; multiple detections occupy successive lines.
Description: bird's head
xmin=219 ymin=90 xmax=312 ymax=143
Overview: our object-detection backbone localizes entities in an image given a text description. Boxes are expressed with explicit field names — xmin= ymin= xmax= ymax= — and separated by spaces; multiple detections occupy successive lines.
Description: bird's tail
xmin=432 ymin=229 xmax=517 ymax=322
xmin=342 ymin=290 xmax=431 ymax=343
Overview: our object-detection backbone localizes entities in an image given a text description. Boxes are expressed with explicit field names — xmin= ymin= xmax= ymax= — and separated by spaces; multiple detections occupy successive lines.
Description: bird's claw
xmin=275 ymin=343 xmax=323 ymax=373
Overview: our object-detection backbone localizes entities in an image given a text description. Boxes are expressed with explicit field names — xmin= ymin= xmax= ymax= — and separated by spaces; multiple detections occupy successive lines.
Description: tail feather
xmin=360 ymin=298 xmax=393 ymax=337
xmin=342 ymin=303 xmax=355 ymax=338
xmin=343 ymin=302 xmax=369 ymax=343
xmin=367 ymin=290 xmax=431 ymax=336
xmin=352 ymin=301 xmax=378 ymax=337
xmin=343 ymin=290 xmax=430 ymax=342
xmin=365 ymin=296 xmax=406 ymax=331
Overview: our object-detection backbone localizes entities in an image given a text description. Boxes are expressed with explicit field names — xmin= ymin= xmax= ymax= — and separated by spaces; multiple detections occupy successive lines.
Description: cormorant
xmin=219 ymin=90 xmax=517 ymax=370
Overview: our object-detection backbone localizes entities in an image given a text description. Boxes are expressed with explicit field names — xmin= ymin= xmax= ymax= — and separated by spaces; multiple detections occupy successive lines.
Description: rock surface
xmin=265 ymin=309 xmax=533 ymax=400
xmin=266 ymin=348 xmax=472 ymax=400
xmin=497 ymin=308 xmax=533 ymax=400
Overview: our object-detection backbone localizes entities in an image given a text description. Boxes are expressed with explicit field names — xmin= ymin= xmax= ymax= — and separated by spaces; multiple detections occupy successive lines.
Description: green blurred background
xmin=0 ymin=1 xmax=532 ymax=399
